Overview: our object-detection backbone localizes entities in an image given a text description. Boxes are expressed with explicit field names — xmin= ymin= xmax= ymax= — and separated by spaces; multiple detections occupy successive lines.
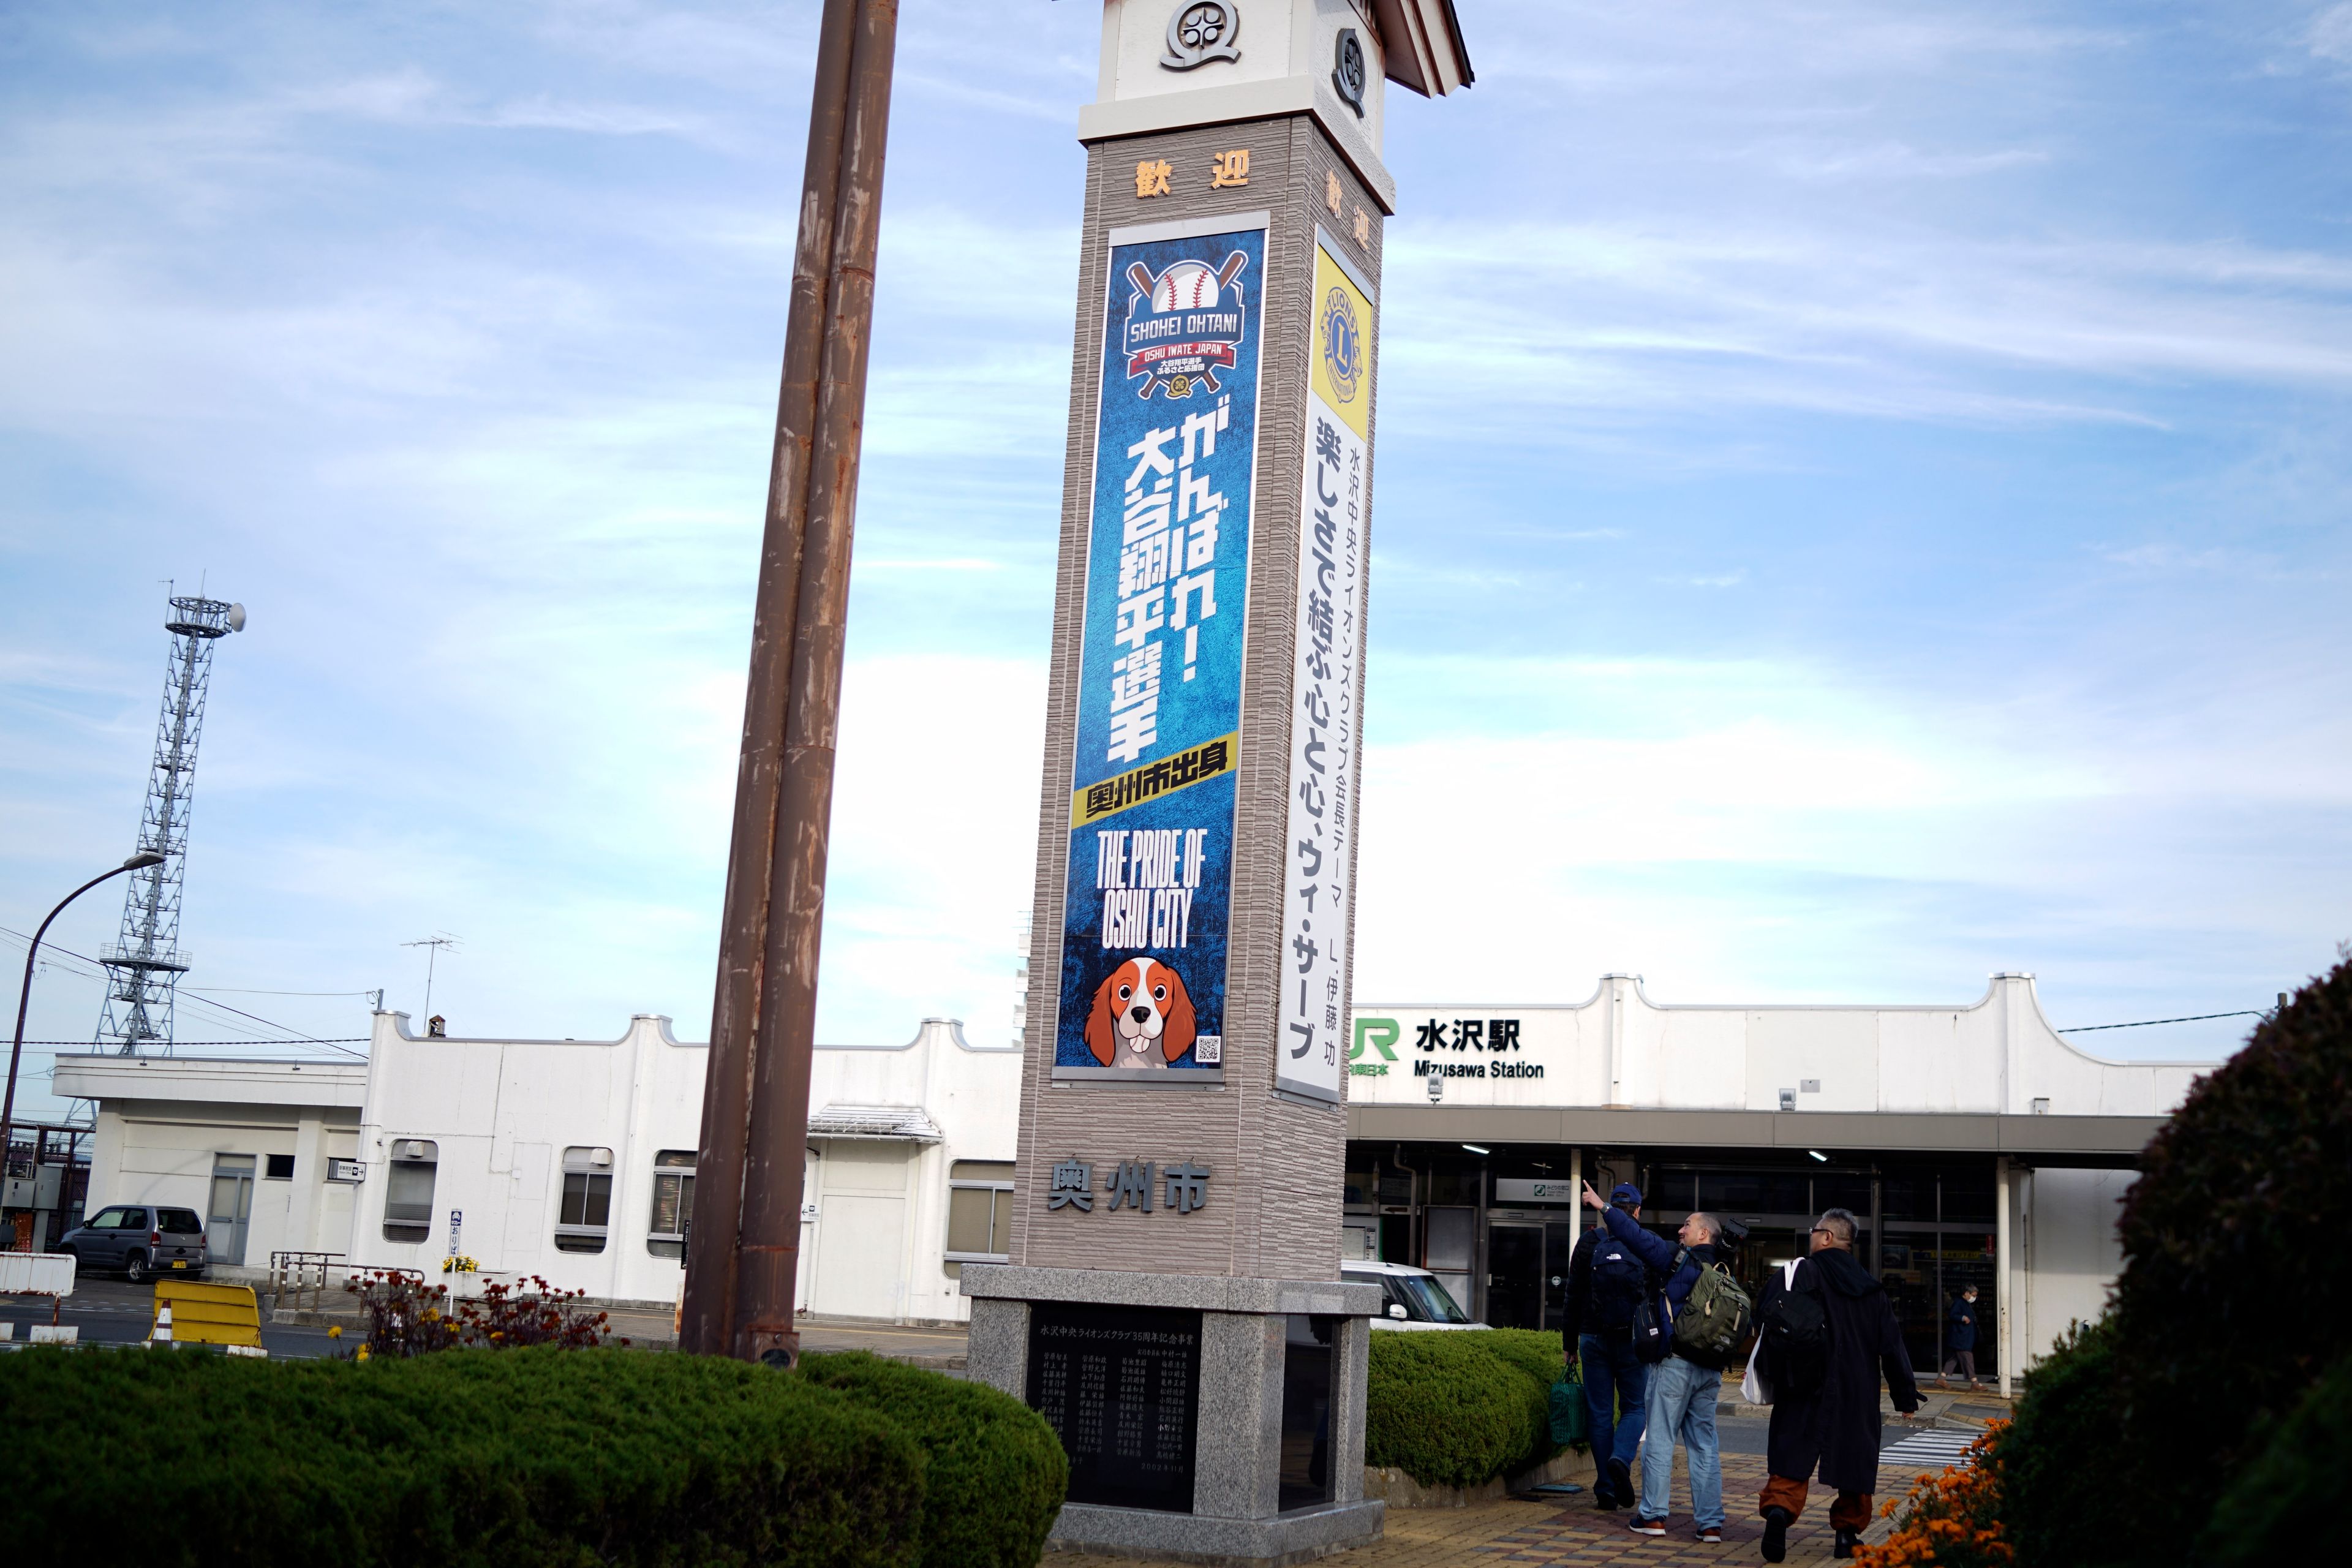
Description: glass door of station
xmin=1468 ymin=1160 xmax=1999 ymax=1366
xmin=1483 ymin=1218 xmax=1579 ymax=1330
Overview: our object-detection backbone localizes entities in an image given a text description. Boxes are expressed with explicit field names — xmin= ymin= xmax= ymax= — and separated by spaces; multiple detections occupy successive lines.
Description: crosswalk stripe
xmin=1880 ymin=1430 xmax=1980 ymax=1471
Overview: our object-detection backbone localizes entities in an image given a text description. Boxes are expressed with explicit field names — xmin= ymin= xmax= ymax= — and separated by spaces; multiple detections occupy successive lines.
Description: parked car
xmin=1343 ymin=1261 xmax=1487 ymax=1330
xmin=57 ymin=1205 xmax=209 ymax=1283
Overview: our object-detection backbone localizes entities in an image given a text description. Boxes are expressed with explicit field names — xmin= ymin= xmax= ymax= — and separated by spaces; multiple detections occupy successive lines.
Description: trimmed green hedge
xmin=2105 ymin=955 xmax=2352 ymax=1558
xmin=1475 ymin=1327 xmax=1567 ymax=1392
xmin=1364 ymin=1330 xmax=1559 ymax=1488
xmin=1953 ymin=957 xmax=2352 ymax=1566
xmin=0 ymin=1346 xmax=927 ymax=1568
xmin=2202 ymin=1350 xmax=2352 ymax=1565
xmin=795 ymin=1351 xmax=1065 ymax=1568
xmin=1992 ymin=1318 xmax=2136 ymax=1568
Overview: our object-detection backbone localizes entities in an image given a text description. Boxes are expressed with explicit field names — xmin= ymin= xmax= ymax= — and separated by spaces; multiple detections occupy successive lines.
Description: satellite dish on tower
xmin=227 ymin=603 xmax=247 ymax=633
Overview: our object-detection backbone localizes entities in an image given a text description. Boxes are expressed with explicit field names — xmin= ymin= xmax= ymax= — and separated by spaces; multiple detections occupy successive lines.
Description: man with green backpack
xmin=1583 ymin=1182 xmax=1754 ymax=1545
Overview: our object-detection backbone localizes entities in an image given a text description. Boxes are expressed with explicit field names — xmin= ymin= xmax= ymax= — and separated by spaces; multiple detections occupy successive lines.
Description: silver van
xmin=57 ymin=1204 xmax=210 ymax=1283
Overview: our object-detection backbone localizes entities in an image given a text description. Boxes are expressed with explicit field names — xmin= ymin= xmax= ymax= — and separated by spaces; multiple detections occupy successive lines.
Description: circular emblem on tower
xmin=1332 ymin=27 xmax=1367 ymax=117
xmin=1163 ymin=2 xmax=1241 ymax=72
xmin=1321 ymin=284 xmax=1362 ymax=405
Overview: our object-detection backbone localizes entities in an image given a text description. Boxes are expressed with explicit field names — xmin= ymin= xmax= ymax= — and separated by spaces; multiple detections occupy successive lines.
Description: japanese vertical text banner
xmin=1057 ymin=214 xmax=1268 ymax=1084
xmin=1276 ymin=233 xmax=1376 ymax=1103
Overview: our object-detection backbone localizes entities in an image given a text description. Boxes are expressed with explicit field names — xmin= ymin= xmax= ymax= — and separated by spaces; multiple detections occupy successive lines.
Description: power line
xmin=17 ymin=1039 xmax=366 ymax=1047
xmin=2 ymin=924 xmax=369 ymax=1059
xmin=2059 ymin=1010 xmax=2266 ymax=1033
xmin=183 ymin=987 xmax=377 ymax=998
xmin=165 ymin=992 xmax=368 ymax=1057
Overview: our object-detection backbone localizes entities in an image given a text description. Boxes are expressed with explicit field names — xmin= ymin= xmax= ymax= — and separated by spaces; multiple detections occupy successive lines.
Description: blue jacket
xmin=1601 ymin=1205 xmax=1721 ymax=1335
xmin=1948 ymin=1297 xmax=1978 ymax=1351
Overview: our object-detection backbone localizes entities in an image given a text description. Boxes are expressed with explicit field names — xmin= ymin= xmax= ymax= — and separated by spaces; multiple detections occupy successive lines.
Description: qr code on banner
xmin=1193 ymin=1035 xmax=1222 ymax=1065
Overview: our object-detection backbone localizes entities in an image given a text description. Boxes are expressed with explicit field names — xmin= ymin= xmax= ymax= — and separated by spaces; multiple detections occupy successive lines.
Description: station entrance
xmin=1344 ymin=1144 xmax=2001 ymax=1379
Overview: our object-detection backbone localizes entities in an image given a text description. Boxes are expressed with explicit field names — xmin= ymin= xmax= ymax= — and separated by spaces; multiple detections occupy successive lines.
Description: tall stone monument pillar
xmin=963 ymin=4 xmax=1472 ymax=1561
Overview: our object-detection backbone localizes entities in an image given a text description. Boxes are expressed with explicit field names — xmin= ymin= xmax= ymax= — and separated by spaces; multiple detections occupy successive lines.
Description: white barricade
xmin=0 ymin=1252 xmax=78 ymax=1297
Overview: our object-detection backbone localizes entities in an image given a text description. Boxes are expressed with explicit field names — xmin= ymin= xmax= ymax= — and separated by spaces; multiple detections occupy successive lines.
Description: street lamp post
xmin=3 ymin=852 xmax=166 ymax=1236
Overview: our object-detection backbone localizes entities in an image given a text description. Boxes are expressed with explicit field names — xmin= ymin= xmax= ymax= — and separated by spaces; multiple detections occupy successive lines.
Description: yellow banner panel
xmin=1072 ymin=731 xmax=1238 ymax=828
xmin=1310 ymin=243 xmax=1375 ymax=442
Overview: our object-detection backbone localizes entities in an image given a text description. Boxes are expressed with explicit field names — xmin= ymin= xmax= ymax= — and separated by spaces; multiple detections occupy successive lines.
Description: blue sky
xmin=6 ymin=1 xmax=2350 ymax=1121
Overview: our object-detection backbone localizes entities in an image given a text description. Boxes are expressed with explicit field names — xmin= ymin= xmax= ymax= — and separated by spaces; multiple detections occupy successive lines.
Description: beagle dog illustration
xmin=1085 ymin=956 xmax=1197 ymax=1068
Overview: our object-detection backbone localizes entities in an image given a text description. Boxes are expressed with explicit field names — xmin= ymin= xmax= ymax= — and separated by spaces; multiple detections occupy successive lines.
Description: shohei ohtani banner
xmin=1055 ymin=214 xmax=1267 ymax=1084
xmin=1275 ymin=233 xmax=1376 ymax=1104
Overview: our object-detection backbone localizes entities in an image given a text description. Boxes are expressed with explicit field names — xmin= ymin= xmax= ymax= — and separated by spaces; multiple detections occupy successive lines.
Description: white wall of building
xmin=51 ymin=1055 xmax=366 ymax=1280
xmin=1351 ymin=972 xmax=2211 ymax=1118
xmin=350 ymin=1011 xmax=1020 ymax=1321
xmin=2008 ymin=1166 xmax=2132 ymax=1380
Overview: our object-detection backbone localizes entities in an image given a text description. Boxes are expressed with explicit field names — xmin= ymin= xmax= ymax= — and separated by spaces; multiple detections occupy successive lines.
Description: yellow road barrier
xmin=151 ymin=1279 xmax=263 ymax=1350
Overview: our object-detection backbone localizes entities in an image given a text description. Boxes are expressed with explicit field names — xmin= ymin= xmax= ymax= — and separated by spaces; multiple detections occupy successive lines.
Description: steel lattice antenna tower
xmin=97 ymin=592 xmax=246 ymax=1054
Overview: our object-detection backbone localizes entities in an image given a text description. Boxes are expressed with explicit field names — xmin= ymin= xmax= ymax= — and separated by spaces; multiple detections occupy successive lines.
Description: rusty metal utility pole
xmin=680 ymin=0 xmax=898 ymax=1365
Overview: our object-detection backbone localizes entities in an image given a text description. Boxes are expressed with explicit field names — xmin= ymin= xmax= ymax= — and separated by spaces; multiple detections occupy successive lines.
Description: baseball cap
xmin=1609 ymin=1183 xmax=1643 ymax=1208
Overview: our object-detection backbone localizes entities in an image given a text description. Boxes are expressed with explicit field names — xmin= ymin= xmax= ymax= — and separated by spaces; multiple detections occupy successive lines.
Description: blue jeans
xmin=1578 ymin=1333 xmax=1648 ymax=1488
xmin=1637 ymin=1354 xmax=1723 ymax=1528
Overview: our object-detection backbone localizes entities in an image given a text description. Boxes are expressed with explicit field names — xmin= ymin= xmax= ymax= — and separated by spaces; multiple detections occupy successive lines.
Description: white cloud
xmin=1379 ymin=222 xmax=2352 ymax=445
xmin=2313 ymin=4 xmax=2352 ymax=66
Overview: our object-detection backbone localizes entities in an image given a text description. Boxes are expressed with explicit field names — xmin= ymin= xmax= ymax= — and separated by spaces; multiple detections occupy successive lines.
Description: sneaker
xmin=1607 ymin=1458 xmax=1634 ymax=1512
xmin=1593 ymin=1479 xmax=1619 ymax=1511
xmin=1695 ymin=1524 xmax=1724 ymax=1544
xmin=1762 ymin=1506 xmax=1792 ymax=1564
xmin=1627 ymin=1516 xmax=1668 ymax=1536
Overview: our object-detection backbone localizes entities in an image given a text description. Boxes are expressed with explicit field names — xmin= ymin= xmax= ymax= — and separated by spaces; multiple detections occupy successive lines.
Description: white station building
xmin=55 ymin=1012 xmax=1020 ymax=1323
xmin=1340 ymin=973 xmax=2212 ymax=1392
xmin=54 ymin=971 xmax=2214 ymax=1387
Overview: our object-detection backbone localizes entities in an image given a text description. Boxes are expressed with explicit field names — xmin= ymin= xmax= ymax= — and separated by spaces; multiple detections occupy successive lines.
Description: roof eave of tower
xmin=1373 ymin=0 xmax=1474 ymax=99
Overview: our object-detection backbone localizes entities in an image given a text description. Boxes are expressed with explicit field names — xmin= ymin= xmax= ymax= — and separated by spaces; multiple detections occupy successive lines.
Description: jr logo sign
xmin=1349 ymin=1017 xmax=1399 ymax=1076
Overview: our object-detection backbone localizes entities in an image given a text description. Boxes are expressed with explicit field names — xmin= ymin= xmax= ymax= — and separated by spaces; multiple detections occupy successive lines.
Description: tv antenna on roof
xmin=401 ymin=934 xmax=461 ymax=1020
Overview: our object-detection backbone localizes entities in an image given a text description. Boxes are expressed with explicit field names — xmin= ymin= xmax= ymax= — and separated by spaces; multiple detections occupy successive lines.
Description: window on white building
xmin=647 ymin=1149 xmax=695 ymax=1259
xmin=945 ymin=1160 xmax=1016 ymax=1263
xmin=383 ymin=1140 xmax=439 ymax=1243
xmin=556 ymin=1145 xmax=614 ymax=1254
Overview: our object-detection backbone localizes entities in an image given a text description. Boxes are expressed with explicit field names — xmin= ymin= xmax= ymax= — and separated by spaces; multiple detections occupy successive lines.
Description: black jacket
xmin=1561 ymin=1225 xmax=1601 ymax=1350
xmin=1560 ymin=1224 xmax=1651 ymax=1349
xmin=1764 ymin=1247 xmax=1921 ymax=1494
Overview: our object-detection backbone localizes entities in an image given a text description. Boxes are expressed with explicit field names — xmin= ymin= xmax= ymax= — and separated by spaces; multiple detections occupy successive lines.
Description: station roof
xmin=1349 ymin=1104 xmax=2170 ymax=1169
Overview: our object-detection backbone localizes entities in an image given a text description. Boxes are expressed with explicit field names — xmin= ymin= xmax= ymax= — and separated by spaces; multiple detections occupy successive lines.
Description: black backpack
xmin=1760 ymin=1259 xmax=1830 ymax=1396
xmin=1588 ymin=1232 xmax=1651 ymax=1332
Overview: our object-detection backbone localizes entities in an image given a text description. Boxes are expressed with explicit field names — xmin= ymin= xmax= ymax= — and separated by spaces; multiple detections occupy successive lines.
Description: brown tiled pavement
xmin=1046 ymin=1449 xmax=1899 ymax=1566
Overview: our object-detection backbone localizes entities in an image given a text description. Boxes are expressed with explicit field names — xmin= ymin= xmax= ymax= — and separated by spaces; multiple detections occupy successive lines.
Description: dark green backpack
xmin=1671 ymin=1253 xmax=1754 ymax=1363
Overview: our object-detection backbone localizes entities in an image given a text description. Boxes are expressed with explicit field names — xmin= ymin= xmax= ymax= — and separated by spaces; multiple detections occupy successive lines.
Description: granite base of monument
xmin=963 ymin=1265 xmax=1385 ymax=1566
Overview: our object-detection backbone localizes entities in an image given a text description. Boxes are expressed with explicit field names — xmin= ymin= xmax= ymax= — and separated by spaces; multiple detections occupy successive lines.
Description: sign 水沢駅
xmin=1055 ymin=214 xmax=1268 ymax=1084
xmin=1349 ymin=1011 xmax=1550 ymax=1095
xmin=1274 ymin=233 xmax=1376 ymax=1102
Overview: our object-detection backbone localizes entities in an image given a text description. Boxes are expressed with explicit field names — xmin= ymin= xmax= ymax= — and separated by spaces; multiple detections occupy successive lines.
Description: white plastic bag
xmin=1743 ymin=1336 xmax=1772 ymax=1405
xmin=1741 ymin=1261 xmax=1806 ymax=1405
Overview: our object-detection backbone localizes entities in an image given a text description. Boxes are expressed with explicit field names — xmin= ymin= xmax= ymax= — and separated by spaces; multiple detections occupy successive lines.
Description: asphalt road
xmin=1 ymin=1275 xmax=344 ymax=1359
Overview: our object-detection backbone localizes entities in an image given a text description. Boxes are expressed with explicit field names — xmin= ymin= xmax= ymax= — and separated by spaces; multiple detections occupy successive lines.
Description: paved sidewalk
xmin=1047 ymin=1450 xmax=1869 ymax=1567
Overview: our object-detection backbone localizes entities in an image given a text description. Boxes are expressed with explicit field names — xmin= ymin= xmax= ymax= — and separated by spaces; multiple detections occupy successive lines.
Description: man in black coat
xmin=1757 ymin=1207 xmax=1921 ymax=1562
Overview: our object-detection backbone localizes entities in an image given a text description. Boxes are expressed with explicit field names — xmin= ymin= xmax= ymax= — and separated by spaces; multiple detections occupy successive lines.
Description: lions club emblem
xmin=1320 ymin=284 xmax=1362 ymax=405
xmin=1122 ymin=252 xmax=1250 ymax=400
